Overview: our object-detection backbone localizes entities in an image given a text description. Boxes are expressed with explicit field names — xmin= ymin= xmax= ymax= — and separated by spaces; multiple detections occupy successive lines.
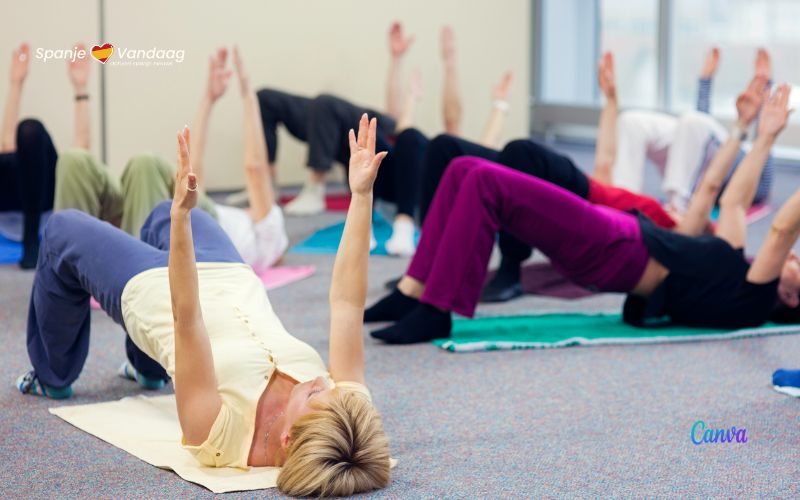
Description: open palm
xmin=348 ymin=114 xmax=387 ymax=196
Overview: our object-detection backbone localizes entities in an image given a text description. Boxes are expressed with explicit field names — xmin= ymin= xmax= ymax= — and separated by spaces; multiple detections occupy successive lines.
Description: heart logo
xmin=91 ymin=43 xmax=114 ymax=63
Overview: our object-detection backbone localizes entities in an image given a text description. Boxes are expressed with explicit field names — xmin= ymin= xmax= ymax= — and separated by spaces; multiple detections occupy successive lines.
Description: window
xmin=670 ymin=0 xmax=800 ymax=120
xmin=599 ymin=0 xmax=658 ymax=108
xmin=539 ymin=0 xmax=657 ymax=108
xmin=534 ymin=0 xmax=800 ymax=142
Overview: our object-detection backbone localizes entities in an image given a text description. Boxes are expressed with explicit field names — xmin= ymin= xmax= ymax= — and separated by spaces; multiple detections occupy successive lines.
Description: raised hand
xmin=206 ymin=48 xmax=232 ymax=102
xmin=441 ymin=26 xmax=456 ymax=63
xmin=597 ymin=52 xmax=616 ymax=100
xmin=347 ymin=114 xmax=387 ymax=196
xmin=67 ymin=42 xmax=91 ymax=92
xmin=173 ymin=126 xmax=199 ymax=215
xmin=735 ymin=75 xmax=768 ymax=127
xmin=9 ymin=43 xmax=30 ymax=85
xmin=388 ymin=22 xmax=414 ymax=59
xmin=700 ymin=47 xmax=720 ymax=79
xmin=492 ymin=71 xmax=514 ymax=101
xmin=754 ymin=48 xmax=771 ymax=80
xmin=758 ymin=83 xmax=792 ymax=140
xmin=232 ymin=45 xmax=250 ymax=96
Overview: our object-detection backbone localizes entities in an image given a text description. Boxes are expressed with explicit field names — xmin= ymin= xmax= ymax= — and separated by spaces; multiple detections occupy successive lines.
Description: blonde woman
xmin=17 ymin=115 xmax=391 ymax=496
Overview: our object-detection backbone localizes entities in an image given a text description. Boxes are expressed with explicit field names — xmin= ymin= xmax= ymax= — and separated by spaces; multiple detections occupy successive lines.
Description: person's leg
xmin=120 ymin=154 xmax=218 ymax=238
xmin=613 ymin=110 xmax=678 ymax=192
xmin=15 ymin=119 xmax=58 ymax=269
xmin=287 ymin=94 xmax=395 ymax=215
xmin=53 ymin=149 xmax=124 ymax=225
xmin=419 ymin=134 xmax=500 ymax=222
xmin=22 ymin=209 xmax=168 ymax=395
xmin=371 ymin=158 xmax=648 ymax=344
xmin=0 ymin=152 xmax=22 ymax=211
xmin=139 ymin=200 xmax=243 ymax=265
xmin=663 ymin=111 xmax=728 ymax=212
xmin=379 ymin=128 xmax=428 ymax=256
xmin=481 ymin=139 xmax=593 ymax=302
xmin=255 ymin=88 xmax=311 ymax=165
xmin=365 ymin=156 xmax=495 ymax=323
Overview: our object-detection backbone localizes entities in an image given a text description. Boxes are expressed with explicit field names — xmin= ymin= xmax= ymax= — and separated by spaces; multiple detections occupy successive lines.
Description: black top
xmin=623 ymin=215 xmax=779 ymax=329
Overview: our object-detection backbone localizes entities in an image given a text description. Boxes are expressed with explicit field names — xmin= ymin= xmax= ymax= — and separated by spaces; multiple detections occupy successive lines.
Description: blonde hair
xmin=276 ymin=389 xmax=391 ymax=497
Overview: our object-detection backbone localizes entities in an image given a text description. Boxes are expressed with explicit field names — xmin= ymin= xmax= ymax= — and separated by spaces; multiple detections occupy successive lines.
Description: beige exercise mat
xmin=49 ymin=395 xmax=279 ymax=493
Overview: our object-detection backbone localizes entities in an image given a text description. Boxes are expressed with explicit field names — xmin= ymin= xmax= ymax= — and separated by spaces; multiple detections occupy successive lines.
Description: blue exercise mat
xmin=290 ymin=211 xmax=418 ymax=256
xmin=0 ymin=233 xmax=22 ymax=264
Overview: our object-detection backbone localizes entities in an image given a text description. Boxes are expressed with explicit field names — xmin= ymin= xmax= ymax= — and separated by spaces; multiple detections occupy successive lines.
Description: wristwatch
xmin=731 ymin=123 xmax=748 ymax=141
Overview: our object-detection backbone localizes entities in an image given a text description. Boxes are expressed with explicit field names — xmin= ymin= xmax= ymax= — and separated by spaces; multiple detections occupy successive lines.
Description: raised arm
xmin=394 ymin=69 xmax=423 ymax=133
xmin=479 ymin=71 xmax=513 ymax=148
xmin=328 ymin=115 xmax=387 ymax=383
xmin=190 ymin=48 xmax=231 ymax=192
xmin=2 ymin=43 xmax=29 ymax=152
xmin=677 ymin=75 xmax=768 ymax=236
xmin=697 ymin=47 xmax=719 ymax=113
xmin=593 ymin=52 xmax=617 ymax=184
xmin=441 ymin=26 xmax=462 ymax=136
xmin=386 ymin=22 xmax=413 ymax=121
xmin=233 ymin=45 xmax=274 ymax=221
xmin=748 ymin=187 xmax=800 ymax=290
xmin=170 ymin=127 xmax=222 ymax=445
xmin=67 ymin=43 xmax=91 ymax=150
xmin=716 ymin=83 xmax=790 ymax=247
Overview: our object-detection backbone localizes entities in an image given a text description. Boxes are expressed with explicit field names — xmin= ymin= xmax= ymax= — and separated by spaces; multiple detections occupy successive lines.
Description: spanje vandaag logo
xmin=690 ymin=420 xmax=747 ymax=445
xmin=35 ymin=43 xmax=184 ymax=67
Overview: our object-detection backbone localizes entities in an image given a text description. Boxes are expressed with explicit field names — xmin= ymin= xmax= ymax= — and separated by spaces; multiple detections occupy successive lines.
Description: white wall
xmin=0 ymin=0 xmax=101 ymax=156
xmin=3 ymin=0 xmax=531 ymax=190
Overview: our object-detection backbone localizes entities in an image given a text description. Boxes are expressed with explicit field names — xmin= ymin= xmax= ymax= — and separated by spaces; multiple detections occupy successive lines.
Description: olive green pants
xmin=53 ymin=149 xmax=217 ymax=238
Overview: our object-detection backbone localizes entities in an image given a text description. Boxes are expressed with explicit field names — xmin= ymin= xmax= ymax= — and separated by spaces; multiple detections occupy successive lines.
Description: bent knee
xmin=123 ymin=154 xmax=172 ymax=181
xmin=395 ymin=127 xmax=427 ymax=146
xmin=677 ymin=110 xmax=717 ymax=129
xmin=56 ymin=149 xmax=99 ymax=177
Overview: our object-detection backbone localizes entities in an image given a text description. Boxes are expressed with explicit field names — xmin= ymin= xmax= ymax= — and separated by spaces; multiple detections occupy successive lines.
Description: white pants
xmin=613 ymin=110 xmax=728 ymax=210
xmin=215 ymin=204 xmax=289 ymax=271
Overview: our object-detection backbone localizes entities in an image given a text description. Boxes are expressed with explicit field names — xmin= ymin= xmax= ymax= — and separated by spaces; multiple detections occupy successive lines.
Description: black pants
xmin=0 ymin=119 xmax=57 ymax=257
xmin=420 ymin=134 xmax=589 ymax=268
xmin=256 ymin=88 xmax=420 ymax=217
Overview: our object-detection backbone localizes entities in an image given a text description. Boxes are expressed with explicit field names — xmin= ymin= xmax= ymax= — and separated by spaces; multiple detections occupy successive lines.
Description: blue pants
xmin=26 ymin=201 xmax=243 ymax=389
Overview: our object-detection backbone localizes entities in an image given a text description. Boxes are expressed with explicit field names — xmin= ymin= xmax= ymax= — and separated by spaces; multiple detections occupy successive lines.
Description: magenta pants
xmin=407 ymin=157 xmax=650 ymax=317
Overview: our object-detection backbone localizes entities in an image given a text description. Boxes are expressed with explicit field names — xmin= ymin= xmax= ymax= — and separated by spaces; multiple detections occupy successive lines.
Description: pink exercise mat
xmin=90 ymin=265 xmax=316 ymax=310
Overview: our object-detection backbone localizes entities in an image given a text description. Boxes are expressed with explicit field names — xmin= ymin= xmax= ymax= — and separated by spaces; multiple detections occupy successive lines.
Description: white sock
xmin=285 ymin=181 xmax=325 ymax=215
xmin=385 ymin=219 xmax=416 ymax=257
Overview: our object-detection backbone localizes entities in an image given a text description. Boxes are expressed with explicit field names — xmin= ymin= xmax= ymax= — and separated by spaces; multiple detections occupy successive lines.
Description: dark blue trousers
xmin=26 ymin=201 xmax=243 ymax=389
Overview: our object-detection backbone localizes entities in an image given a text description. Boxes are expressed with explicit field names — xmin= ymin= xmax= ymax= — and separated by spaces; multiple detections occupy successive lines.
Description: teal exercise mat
xmin=0 ymin=234 xmax=22 ymax=264
xmin=290 ymin=211 xmax=418 ymax=256
xmin=433 ymin=313 xmax=800 ymax=353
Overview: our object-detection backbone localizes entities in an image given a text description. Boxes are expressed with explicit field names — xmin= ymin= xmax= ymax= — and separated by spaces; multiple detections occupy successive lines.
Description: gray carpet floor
xmin=1 ymin=144 xmax=799 ymax=498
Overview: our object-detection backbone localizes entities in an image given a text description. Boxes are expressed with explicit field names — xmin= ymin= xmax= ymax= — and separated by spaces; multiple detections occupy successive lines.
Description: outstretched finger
xmin=356 ymin=113 xmax=368 ymax=149
xmin=779 ymin=83 xmax=791 ymax=108
xmin=367 ymin=117 xmax=377 ymax=154
xmin=177 ymin=131 xmax=188 ymax=171
xmin=348 ymin=128 xmax=357 ymax=156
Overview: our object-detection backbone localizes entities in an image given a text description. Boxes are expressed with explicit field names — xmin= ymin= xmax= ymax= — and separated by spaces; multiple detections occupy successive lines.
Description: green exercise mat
xmin=434 ymin=313 xmax=800 ymax=352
